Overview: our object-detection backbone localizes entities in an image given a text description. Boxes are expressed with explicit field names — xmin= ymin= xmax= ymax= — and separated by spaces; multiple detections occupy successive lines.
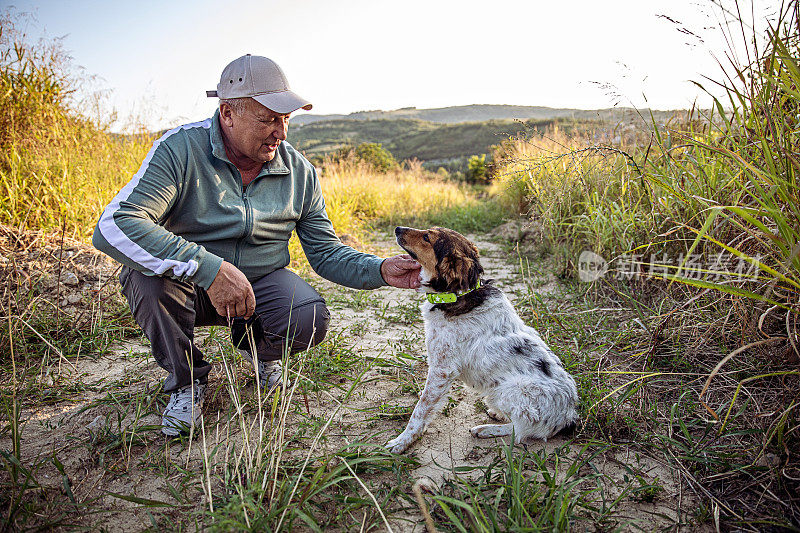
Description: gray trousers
xmin=120 ymin=266 xmax=330 ymax=392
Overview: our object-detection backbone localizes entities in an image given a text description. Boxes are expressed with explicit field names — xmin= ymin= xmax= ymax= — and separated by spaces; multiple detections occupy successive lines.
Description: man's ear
xmin=219 ymin=103 xmax=234 ymax=127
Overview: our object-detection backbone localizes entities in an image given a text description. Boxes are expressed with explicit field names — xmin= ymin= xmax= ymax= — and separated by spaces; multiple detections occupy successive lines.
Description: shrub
xmin=329 ymin=142 xmax=398 ymax=172
xmin=466 ymin=154 xmax=489 ymax=183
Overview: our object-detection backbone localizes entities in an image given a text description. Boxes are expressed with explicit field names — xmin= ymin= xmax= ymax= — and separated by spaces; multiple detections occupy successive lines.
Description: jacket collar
xmin=210 ymin=109 xmax=290 ymax=176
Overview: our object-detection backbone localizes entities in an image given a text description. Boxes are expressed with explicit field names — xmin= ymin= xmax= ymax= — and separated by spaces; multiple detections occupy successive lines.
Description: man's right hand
xmin=207 ymin=261 xmax=256 ymax=320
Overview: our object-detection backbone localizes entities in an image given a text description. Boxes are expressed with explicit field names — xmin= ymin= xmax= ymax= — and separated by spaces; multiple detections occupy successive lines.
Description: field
xmin=1 ymin=3 xmax=799 ymax=532
xmin=1 ymin=225 xmax=714 ymax=531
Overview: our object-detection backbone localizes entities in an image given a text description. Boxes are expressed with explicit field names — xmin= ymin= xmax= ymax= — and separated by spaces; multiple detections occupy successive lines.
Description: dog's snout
xmin=395 ymin=226 xmax=410 ymax=245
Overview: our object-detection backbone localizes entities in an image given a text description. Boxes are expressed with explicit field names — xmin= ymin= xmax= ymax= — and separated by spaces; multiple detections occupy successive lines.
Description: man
xmin=92 ymin=54 xmax=420 ymax=436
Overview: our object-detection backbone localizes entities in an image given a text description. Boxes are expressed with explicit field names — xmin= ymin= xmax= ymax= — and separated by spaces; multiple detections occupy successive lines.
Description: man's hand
xmin=207 ymin=261 xmax=256 ymax=319
xmin=381 ymin=255 xmax=421 ymax=289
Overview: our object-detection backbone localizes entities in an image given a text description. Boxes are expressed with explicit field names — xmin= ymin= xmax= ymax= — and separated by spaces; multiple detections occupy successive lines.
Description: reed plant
xmin=493 ymin=1 xmax=798 ymax=322
xmin=490 ymin=2 xmax=800 ymax=526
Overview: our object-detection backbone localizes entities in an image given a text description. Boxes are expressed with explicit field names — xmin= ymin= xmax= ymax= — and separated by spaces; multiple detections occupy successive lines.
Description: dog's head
xmin=395 ymin=226 xmax=482 ymax=294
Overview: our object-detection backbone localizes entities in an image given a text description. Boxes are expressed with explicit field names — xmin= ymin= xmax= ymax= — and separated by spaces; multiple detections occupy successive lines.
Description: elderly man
xmin=93 ymin=55 xmax=420 ymax=436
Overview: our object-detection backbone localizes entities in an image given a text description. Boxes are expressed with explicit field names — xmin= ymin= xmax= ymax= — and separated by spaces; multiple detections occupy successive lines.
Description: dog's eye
xmin=423 ymin=233 xmax=430 ymax=242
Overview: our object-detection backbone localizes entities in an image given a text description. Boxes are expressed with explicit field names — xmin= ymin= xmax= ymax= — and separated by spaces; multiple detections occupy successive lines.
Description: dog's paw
xmin=486 ymin=408 xmax=508 ymax=421
xmin=470 ymin=423 xmax=513 ymax=439
xmin=386 ymin=434 xmax=413 ymax=454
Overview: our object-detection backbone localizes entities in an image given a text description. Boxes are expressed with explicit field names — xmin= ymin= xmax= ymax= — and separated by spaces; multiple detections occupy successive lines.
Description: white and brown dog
xmin=386 ymin=226 xmax=579 ymax=454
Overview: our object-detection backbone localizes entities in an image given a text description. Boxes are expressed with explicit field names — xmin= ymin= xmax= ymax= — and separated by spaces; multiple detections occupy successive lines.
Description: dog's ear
xmin=428 ymin=237 xmax=454 ymax=292
xmin=465 ymin=254 xmax=482 ymax=291
xmin=462 ymin=241 xmax=483 ymax=292
xmin=432 ymin=236 xmax=482 ymax=293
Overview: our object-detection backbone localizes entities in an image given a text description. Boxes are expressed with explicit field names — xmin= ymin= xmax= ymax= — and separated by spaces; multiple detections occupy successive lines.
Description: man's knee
xmin=289 ymin=299 xmax=330 ymax=352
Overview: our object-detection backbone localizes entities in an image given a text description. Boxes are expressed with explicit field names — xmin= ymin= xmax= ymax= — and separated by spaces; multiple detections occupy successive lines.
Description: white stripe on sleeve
xmin=98 ymin=119 xmax=212 ymax=278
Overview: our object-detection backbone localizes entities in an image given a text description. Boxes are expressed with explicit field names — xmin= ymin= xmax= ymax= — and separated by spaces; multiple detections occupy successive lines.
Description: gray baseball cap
xmin=206 ymin=54 xmax=312 ymax=113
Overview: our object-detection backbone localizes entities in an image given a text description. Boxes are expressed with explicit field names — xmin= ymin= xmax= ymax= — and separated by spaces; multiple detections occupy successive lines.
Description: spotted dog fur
xmin=386 ymin=226 xmax=579 ymax=454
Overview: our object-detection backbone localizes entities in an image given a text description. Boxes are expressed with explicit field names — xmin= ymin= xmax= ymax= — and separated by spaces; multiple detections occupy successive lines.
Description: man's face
xmin=220 ymin=100 xmax=290 ymax=164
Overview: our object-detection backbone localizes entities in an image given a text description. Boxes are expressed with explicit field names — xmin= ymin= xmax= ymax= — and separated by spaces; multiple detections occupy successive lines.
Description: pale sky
xmin=8 ymin=0 xmax=781 ymax=131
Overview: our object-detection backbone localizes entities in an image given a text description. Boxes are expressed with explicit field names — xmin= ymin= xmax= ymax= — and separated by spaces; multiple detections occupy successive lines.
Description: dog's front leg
xmin=386 ymin=367 xmax=455 ymax=454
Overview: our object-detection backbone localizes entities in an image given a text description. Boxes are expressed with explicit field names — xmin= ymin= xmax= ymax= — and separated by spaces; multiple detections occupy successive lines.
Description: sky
xmin=7 ymin=0 xmax=781 ymax=131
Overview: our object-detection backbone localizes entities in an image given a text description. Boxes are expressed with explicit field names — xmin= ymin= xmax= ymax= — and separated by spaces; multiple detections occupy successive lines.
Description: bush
xmin=466 ymin=154 xmax=489 ymax=183
xmin=330 ymin=142 xmax=398 ymax=172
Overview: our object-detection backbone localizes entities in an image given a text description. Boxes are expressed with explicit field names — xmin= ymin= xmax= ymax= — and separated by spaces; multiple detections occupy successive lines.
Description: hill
xmin=290 ymin=104 xmax=681 ymax=126
xmin=288 ymin=117 xmax=543 ymax=168
xmin=287 ymin=105 xmax=685 ymax=171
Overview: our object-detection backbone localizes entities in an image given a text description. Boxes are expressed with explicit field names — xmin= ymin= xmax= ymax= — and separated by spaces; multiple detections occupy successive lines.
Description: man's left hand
xmin=381 ymin=255 xmax=421 ymax=289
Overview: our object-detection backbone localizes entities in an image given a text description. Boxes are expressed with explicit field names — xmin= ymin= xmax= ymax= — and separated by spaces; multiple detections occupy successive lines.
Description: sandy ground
xmin=1 ymin=228 xmax=699 ymax=531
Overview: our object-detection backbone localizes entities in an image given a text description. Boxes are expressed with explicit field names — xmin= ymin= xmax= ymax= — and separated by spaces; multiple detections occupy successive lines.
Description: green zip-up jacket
xmin=92 ymin=111 xmax=386 ymax=290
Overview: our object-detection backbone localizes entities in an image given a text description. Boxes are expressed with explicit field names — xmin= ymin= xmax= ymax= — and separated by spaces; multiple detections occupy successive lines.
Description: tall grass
xmin=491 ymin=131 xmax=654 ymax=259
xmin=320 ymin=157 xmax=505 ymax=233
xmin=490 ymin=3 xmax=800 ymax=526
xmin=0 ymin=14 xmax=154 ymax=238
xmin=192 ymin=328 xmax=417 ymax=531
xmin=493 ymin=2 xmax=799 ymax=320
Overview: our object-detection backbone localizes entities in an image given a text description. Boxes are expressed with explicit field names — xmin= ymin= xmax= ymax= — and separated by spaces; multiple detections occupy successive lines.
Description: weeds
xmin=425 ymin=440 xmax=677 ymax=531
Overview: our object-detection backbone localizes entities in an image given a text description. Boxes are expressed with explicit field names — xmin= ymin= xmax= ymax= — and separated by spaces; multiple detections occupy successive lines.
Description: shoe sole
xmin=162 ymin=422 xmax=193 ymax=437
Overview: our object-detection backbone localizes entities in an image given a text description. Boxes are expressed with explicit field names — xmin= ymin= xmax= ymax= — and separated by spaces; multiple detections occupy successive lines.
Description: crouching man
xmin=92 ymin=55 xmax=420 ymax=435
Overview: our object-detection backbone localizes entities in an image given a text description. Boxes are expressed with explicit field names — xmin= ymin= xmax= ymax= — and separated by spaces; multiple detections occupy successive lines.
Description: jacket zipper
xmin=233 ymin=184 xmax=252 ymax=267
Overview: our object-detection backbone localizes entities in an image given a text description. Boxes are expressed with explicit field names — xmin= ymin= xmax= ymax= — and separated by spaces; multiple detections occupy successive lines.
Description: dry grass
xmin=321 ymin=158 xmax=470 ymax=227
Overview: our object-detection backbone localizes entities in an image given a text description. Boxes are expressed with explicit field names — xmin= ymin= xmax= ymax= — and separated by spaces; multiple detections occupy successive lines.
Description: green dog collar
xmin=426 ymin=280 xmax=481 ymax=304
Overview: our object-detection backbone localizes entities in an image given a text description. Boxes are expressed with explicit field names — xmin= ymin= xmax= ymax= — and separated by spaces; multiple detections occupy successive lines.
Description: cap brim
xmin=252 ymin=91 xmax=312 ymax=114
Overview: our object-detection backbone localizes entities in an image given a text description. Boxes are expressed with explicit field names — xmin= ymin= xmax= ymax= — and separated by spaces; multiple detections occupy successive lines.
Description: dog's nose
xmin=395 ymin=226 xmax=409 ymax=236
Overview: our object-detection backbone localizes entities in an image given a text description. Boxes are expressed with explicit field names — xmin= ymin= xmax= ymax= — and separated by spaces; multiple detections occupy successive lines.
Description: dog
xmin=385 ymin=226 xmax=578 ymax=454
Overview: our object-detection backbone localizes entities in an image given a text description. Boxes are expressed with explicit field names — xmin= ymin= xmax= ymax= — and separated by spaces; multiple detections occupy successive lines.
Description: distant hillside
xmin=287 ymin=104 xmax=686 ymax=173
xmin=291 ymin=104 xmax=681 ymax=126
xmin=287 ymin=116 xmax=600 ymax=170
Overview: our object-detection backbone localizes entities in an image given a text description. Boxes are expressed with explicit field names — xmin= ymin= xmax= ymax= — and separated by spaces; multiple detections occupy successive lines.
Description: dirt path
xmin=312 ymin=233 xmax=688 ymax=531
xmin=1 ymin=229 xmax=699 ymax=531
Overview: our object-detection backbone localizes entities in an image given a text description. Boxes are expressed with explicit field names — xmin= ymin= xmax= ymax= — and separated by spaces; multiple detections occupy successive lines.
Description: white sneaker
xmin=239 ymin=350 xmax=290 ymax=391
xmin=161 ymin=379 xmax=206 ymax=436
